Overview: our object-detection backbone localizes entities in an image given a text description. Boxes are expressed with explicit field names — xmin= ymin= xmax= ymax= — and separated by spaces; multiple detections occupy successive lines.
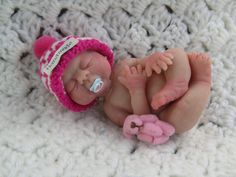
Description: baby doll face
xmin=62 ymin=51 xmax=112 ymax=105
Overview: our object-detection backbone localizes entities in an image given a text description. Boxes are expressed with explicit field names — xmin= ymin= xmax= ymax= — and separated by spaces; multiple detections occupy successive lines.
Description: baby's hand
xmin=118 ymin=64 xmax=147 ymax=93
xmin=145 ymin=52 xmax=174 ymax=77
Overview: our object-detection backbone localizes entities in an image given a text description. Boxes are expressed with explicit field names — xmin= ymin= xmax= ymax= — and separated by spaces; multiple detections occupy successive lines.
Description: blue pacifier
xmin=89 ymin=77 xmax=104 ymax=93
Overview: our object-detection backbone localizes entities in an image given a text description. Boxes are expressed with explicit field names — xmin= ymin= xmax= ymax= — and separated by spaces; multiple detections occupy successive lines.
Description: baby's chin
xmin=70 ymin=87 xmax=106 ymax=105
xmin=72 ymin=95 xmax=96 ymax=106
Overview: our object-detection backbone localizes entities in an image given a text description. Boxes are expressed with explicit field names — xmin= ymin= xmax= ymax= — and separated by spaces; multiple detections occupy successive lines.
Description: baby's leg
xmin=152 ymin=48 xmax=191 ymax=110
xmin=159 ymin=53 xmax=211 ymax=134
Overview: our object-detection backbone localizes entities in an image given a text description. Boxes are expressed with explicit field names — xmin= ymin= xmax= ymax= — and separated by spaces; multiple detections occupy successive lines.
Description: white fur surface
xmin=0 ymin=0 xmax=236 ymax=176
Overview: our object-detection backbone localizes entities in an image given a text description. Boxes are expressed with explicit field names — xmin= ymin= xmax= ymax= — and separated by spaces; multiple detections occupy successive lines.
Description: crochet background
xmin=1 ymin=0 xmax=236 ymax=176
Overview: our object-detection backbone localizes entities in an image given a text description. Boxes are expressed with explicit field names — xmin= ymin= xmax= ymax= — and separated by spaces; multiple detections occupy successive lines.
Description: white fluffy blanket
xmin=0 ymin=0 xmax=236 ymax=176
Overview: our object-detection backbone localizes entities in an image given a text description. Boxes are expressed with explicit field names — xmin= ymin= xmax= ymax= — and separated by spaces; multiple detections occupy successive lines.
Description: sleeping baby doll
xmin=34 ymin=35 xmax=211 ymax=144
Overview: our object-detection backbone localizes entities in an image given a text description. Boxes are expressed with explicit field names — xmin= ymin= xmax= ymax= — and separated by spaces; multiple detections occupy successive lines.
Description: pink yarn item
xmin=34 ymin=36 xmax=57 ymax=58
xmin=123 ymin=114 xmax=175 ymax=145
xmin=33 ymin=35 xmax=114 ymax=112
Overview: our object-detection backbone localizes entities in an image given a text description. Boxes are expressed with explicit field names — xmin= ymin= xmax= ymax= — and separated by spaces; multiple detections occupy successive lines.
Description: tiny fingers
xmin=142 ymin=69 xmax=146 ymax=76
xmin=137 ymin=64 xmax=143 ymax=73
xmin=159 ymin=55 xmax=173 ymax=65
xmin=157 ymin=60 xmax=168 ymax=71
xmin=131 ymin=66 xmax=138 ymax=74
xmin=124 ymin=64 xmax=131 ymax=75
xmin=145 ymin=64 xmax=152 ymax=77
xmin=153 ymin=64 xmax=162 ymax=74
xmin=159 ymin=52 xmax=173 ymax=64
xmin=163 ymin=52 xmax=174 ymax=60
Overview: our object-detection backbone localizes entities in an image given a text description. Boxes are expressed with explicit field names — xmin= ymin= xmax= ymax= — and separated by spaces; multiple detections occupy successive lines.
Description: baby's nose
xmin=75 ymin=70 xmax=90 ymax=84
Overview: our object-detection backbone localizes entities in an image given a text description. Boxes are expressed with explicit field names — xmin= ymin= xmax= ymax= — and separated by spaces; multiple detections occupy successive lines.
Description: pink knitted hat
xmin=33 ymin=35 xmax=114 ymax=112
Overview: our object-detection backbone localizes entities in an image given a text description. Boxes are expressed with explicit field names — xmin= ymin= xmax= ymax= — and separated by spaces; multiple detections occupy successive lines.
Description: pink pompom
xmin=33 ymin=35 xmax=57 ymax=58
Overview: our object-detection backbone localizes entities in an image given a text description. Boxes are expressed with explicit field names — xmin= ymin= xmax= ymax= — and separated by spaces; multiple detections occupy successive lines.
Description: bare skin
xmin=159 ymin=53 xmax=211 ymax=133
xmin=103 ymin=51 xmax=211 ymax=134
xmin=62 ymin=49 xmax=211 ymax=134
xmin=62 ymin=51 xmax=112 ymax=105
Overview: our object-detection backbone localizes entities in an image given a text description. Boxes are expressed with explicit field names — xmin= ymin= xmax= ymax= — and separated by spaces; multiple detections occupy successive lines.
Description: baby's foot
xmin=151 ymin=79 xmax=189 ymax=110
xmin=188 ymin=53 xmax=212 ymax=84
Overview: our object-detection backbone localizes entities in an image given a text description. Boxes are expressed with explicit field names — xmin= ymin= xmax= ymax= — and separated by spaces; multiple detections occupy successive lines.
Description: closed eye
xmin=79 ymin=56 xmax=92 ymax=69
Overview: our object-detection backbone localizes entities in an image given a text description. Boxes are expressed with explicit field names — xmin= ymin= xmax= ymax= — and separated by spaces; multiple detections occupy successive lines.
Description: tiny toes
xmin=151 ymin=96 xmax=166 ymax=110
xmin=187 ymin=52 xmax=197 ymax=59
xmin=151 ymin=101 xmax=159 ymax=110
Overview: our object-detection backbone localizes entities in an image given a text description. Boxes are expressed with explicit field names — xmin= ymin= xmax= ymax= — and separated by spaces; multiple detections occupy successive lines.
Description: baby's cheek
xmin=65 ymin=80 xmax=76 ymax=93
xmin=70 ymin=88 xmax=96 ymax=105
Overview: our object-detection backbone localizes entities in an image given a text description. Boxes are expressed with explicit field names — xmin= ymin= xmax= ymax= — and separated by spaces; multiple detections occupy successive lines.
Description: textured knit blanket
xmin=1 ymin=0 xmax=236 ymax=177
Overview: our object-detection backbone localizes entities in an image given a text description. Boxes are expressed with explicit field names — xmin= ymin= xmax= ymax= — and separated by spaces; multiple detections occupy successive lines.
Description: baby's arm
xmin=129 ymin=88 xmax=150 ymax=115
xmin=118 ymin=64 xmax=150 ymax=115
xmin=103 ymin=102 xmax=128 ymax=126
